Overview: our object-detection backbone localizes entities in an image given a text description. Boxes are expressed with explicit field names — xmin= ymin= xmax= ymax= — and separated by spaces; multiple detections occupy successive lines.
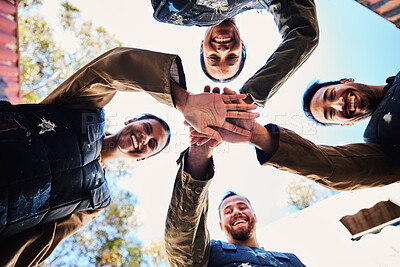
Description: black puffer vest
xmin=152 ymin=0 xmax=266 ymax=27
xmin=208 ymin=240 xmax=304 ymax=266
xmin=364 ymin=71 xmax=400 ymax=148
xmin=0 ymin=102 xmax=111 ymax=238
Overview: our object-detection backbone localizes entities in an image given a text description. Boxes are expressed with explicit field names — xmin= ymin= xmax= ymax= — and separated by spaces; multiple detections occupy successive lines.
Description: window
xmin=340 ymin=200 xmax=400 ymax=241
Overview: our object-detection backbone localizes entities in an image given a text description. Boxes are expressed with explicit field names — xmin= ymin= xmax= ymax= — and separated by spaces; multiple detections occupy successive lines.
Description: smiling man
xmin=165 ymin=140 xmax=304 ymax=266
xmin=228 ymin=73 xmax=400 ymax=190
xmin=101 ymin=114 xmax=171 ymax=162
xmin=200 ymin=18 xmax=244 ymax=82
xmin=188 ymin=77 xmax=400 ymax=193
xmin=152 ymin=0 xmax=319 ymax=107
xmin=0 ymin=47 xmax=175 ymax=266
xmin=303 ymin=78 xmax=386 ymax=126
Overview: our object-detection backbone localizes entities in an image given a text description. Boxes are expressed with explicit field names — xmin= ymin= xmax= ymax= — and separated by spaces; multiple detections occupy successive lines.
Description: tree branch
xmin=22 ymin=70 xmax=61 ymax=97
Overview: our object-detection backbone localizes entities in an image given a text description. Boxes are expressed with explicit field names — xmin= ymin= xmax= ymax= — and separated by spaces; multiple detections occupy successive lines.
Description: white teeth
xmin=215 ymin=37 xmax=231 ymax=43
xmin=234 ymin=220 xmax=246 ymax=226
xmin=350 ymin=95 xmax=356 ymax=111
xmin=131 ymin=135 xmax=138 ymax=150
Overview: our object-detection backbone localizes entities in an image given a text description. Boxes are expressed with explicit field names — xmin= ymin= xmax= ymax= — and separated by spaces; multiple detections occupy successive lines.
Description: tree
xmin=19 ymin=0 xmax=122 ymax=103
xmin=142 ymin=238 xmax=169 ymax=266
xmin=44 ymin=190 xmax=144 ymax=267
xmin=19 ymin=4 xmax=65 ymax=103
xmin=20 ymin=2 xmax=171 ymax=265
xmin=286 ymin=178 xmax=338 ymax=211
xmin=18 ymin=1 xmax=164 ymax=266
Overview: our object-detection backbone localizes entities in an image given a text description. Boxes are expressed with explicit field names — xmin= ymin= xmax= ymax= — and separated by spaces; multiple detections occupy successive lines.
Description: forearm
xmin=41 ymin=47 xmax=185 ymax=109
xmin=185 ymin=144 xmax=214 ymax=180
xmin=260 ymin=125 xmax=400 ymax=190
xmin=240 ymin=0 xmax=319 ymax=106
xmin=249 ymin=123 xmax=279 ymax=156
xmin=170 ymin=79 xmax=189 ymax=112
xmin=165 ymin=148 xmax=214 ymax=266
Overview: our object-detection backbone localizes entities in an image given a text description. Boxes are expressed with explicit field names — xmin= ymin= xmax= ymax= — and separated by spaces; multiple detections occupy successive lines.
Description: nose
xmin=232 ymin=207 xmax=242 ymax=216
xmin=141 ymin=134 xmax=151 ymax=145
xmin=331 ymin=96 xmax=344 ymax=112
xmin=216 ymin=44 xmax=230 ymax=53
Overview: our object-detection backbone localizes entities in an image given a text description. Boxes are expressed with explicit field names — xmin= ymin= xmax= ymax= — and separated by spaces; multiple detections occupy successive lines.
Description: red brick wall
xmin=0 ymin=0 xmax=20 ymax=104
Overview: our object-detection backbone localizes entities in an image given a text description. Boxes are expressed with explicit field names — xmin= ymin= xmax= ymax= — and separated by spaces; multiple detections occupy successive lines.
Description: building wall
xmin=355 ymin=0 xmax=400 ymax=28
xmin=0 ymin=0 xmax=20 ymax=104
xmin=257 ymin=183 xmax=400 ymax=267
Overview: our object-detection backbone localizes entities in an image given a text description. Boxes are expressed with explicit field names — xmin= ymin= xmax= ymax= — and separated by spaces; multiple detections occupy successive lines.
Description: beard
xmin=357 ymin=84 xmax=380 ymax=111
xmin=350 ymin=84 xmax=381 ymax=121
xmin=225 ymin=218 xmax=256 ymax=241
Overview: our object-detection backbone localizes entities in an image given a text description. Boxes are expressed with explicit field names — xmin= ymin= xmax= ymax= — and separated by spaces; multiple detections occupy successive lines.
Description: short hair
xmin=134 ymin=113 xmax=171 ymax=155
xmin=218 ymin=191 xmax=253 ymax=219
xmin=302 ymin=80 xmax=341 ymax=126
xmin=200 ymin=45 xmax=246 ymax=83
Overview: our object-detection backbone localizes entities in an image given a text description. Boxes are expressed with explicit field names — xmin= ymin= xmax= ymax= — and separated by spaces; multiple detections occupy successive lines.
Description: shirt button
xmin=194 ymin=187 xmax=202 ymax=195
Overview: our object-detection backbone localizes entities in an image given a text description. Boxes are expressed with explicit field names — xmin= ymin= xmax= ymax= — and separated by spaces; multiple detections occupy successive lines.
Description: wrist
xmin=249 ymin=123 xmax=267 ymax=147
xmin=185 ymin=144 xmax=213 ymax=181
xmin=170 ymin=79 xmax=189 ymax=112
xmin=188 ymin=144 xmax=213 ymax=159
xmin=243 ymin=94 xmax=255 ymax=104
xmin=249 ymin=123 xmax=278 ymax=155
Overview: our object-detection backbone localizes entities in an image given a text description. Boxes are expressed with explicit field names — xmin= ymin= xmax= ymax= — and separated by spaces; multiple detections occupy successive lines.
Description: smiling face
xmin=201 ymin=19 xmax=243 ymax=81
xmin=310 ymin=80 xmax=379 ymax=125
xmin=116 ymin=118 xmax=169 ymax=160
xmin=219 ymin=195 xmax=257 ymax=242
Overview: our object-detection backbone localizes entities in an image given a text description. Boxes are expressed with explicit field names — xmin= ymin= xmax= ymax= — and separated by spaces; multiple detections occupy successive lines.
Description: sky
xmin=44 ymin=0 xmax=400 ymax=250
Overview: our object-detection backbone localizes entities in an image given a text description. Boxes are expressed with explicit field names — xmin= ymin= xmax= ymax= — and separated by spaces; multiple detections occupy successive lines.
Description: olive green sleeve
xmin=164 ymin=148 xmax=215 ymax=267
xmin=258 ymin=125 xmax=400 ymax=190
xmin=240 ymin=0 xmax=319 ymax=107
xmin=41 ymin=47 xmax=186 ymax=110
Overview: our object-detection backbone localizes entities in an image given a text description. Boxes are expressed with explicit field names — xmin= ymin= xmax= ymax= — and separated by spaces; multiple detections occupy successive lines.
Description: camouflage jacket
xmin=165 ymin=148 xmax=214 ymax=266
xmin=152 ymin=0 xmax=319 ymax=107
xmin=165 ymin=148 xmax=305 ymax=266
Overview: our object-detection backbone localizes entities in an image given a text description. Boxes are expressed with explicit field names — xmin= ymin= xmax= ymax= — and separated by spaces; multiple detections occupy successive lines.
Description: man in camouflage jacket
xmin=165 ymin=140 xmax=305 ymax=266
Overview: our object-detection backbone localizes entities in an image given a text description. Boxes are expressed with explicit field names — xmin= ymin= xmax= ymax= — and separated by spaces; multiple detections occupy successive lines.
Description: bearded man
xmin=188 ymin=73 xmax=400 ymax=192
xmin=164 ymin=139 xmax=304 ymax=266
xmin=247 ymin=74 xmax=400 ymax=190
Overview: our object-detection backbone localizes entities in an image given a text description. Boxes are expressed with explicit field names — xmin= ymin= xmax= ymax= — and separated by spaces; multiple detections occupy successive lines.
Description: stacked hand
xmin=182 ymin=85 xmax=258 ymax=144
xmin=187 ymin=86 xmax=258 ymax=146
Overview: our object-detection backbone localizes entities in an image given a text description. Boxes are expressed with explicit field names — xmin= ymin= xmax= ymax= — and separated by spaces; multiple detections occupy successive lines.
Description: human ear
xmin=219 ymin=221 xmax=223 ymax=231
xmin=340 ymin=78 xmax=355 ymax=84
xmin=124 ymin=117 xmax=137 ymax=125
xmin=340 ymin=122 xmax=354 ymax=126
xmin=200 ymin=40 xmax=204 ymax=54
